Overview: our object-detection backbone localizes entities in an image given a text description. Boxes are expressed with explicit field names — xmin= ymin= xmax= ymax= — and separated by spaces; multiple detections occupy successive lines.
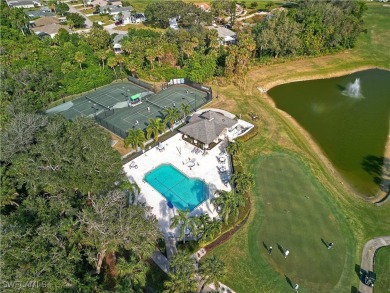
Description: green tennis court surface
xmin=47 ymin=82 xmax=210 ymax=138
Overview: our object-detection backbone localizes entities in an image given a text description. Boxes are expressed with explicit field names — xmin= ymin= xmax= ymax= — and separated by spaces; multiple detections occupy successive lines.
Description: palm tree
xmin=107 ymin=56 xmax=118 ymax=80
xmin=124 ymin=128 xmax=146 ymax=151
xmin=169 ymin=250 xmax=195 ymax=276
xmin=230 ymin=172 xmax=255 ymax=193
xmin=115 ymin=54 xmax=125 ymax=80
xmin=211 ymin=190 xmax=245 ymax=223
xmin=163 ymin=107 xmax=181 ymax=130
xmin=198 ymin=255 xmax=226 ymax=292
xmin=116 ymin=256 xmax=147 ymax=288
xmin=163 ymin=272 xmax=197 ymax=293
xmin=226 ymin=139 xmax=242 ymax=156
xmin=170 ymin=209 xmax=196 ymax=244
xmin=181 ymin=103 xmax=191 ymax=121
xmin=74 ymin=51 xmax=86 ymax=71
xmin=146 ymin=118 xmax=166 ymax=142
xmin=202 ymin=218 xmax=222 ymax=242
xmin=96 ymin=50 xmax=108 ymax=70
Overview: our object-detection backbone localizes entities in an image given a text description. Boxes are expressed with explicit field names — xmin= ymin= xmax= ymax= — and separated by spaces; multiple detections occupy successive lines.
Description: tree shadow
xmin=350 ymin=286 xmax=358 ymax=293
xmin=361 ymin=155 xmax=390 ymax=196
xmin=321 ymin=238 xmax=328 ymax=248
xmin=337 ymin=84 xmax=346 ymax=91
xmin=277 ymin=243 xmax=284 ymax=254
xmin=284 ymin=275 xmax=293 ymax=288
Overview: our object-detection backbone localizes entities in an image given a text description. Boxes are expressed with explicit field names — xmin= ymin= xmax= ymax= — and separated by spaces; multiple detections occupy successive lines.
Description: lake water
xmin=268 ymin=69 xmax=390 ymax=196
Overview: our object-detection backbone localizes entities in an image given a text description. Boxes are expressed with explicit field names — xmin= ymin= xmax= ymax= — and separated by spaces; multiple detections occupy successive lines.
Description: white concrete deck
xmin=123 ymin=134 xmax=232 ymax=234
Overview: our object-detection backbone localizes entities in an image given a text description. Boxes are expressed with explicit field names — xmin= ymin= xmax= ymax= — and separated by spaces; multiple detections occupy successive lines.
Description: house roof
xmin=7 ymin=0 xmax=39 ymax=7
xmin=211 ymin=26 xmax=236 ymax=39
xmin=113 ymin=34 xmax=125 ymax=45
xmin=25 ymin=9 xmax=56 ymax=18
xmin=179 ymin=111 xmax=237 ymax=144
xmin=194 ymin=3 xmax=210 ymax=11
xmin=101 ymin=4 xmax=133 ymax=14
xmin=32 ymin=16 xmax=59 ymax=27
xmin=32 ymin=23 xmax=70 ymax=36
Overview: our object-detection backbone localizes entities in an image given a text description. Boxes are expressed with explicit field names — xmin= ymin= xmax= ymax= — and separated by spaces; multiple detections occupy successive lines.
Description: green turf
xmin=374 ymin=247 xmax=390 ymax=293
xmin=211 ymin=153 xmax=353 ymax=293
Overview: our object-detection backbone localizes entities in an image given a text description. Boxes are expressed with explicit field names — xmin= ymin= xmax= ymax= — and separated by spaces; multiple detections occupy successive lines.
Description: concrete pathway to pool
xmin=358 ymin=235 xmax=390 ymax=293
xmin=123 ymin=133 xmax=232 ymax=234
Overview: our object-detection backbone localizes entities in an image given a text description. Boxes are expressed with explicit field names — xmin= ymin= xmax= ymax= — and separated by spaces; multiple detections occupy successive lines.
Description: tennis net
xmin=85 ymin=96 xmax=111 ymax=111
xmin=145 ymin=97 xmax=166 ymax=110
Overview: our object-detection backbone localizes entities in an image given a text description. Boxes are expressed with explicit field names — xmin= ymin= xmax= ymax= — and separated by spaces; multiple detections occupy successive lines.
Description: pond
xmin=268 ymin=69 xmax=390 ymax=196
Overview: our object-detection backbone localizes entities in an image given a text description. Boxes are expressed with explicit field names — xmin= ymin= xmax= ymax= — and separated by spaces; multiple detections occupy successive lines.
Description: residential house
xmin=113 ymin=34 xmax=125 ymax=54
xmin=121 ymin=12 xmax=146 ymax=24
xmin=194 ymin=2 xmax=210 ymax=12
xmin=179 ymin=110 xmax=238 ymax=149
xmin=210 ymin=26 xmax=236 ymax=45
xmin=6 ymin=0 xmax=41 ymax=8
xmin=30 ymin=16 xmax=70 ymax=38
xmin=169 ymin=17 xmax=179 ymax=30
xmin=100 ymin=4 xmax=133 ymax=17
xmin=25 ymin=7 xmax=56 ymax=19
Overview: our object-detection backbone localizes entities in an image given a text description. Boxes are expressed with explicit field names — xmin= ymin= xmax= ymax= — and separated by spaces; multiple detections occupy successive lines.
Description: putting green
xmin=211 ymin=153 xmax=354 ymax=292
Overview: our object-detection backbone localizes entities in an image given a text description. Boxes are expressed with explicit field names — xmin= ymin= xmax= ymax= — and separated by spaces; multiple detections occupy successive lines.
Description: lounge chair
xmin=129 ymin=162 xmax=138 ymax=169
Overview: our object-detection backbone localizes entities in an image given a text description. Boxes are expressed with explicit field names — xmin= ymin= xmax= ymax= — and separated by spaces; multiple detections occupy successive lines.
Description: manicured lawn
xmin=211 ymin=153 xmax=354 ymax=292
xmin=374 ymin=247 xmax=390 ymax=293
xmin=89 ymin=15 xmax=114 ymax=25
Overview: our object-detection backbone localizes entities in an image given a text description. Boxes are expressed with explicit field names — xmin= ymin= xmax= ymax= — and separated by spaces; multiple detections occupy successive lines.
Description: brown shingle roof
xmin=179 ymin=111 xmax=236 ymax=144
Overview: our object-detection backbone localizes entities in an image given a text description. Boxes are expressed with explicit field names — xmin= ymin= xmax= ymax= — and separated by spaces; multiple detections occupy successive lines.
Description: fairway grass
xmin=211 ymin=153 xmax=354 ymax=293
xmin=374 ymin=247 xmax=390 ymax=293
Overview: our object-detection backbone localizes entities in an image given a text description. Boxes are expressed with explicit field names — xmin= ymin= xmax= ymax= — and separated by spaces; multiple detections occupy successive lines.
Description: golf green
xmin=211 ymin=153 xmax=353 ymax=292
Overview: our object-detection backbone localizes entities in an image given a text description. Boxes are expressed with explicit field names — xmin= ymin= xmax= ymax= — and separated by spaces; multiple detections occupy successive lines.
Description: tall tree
xmin=163 ymin=107 xmax=181 ymax=130
xmin=74 ymin=51 xmax=86 ymax=70
xmin=198 ymin=255 xmax=226 ymax=292
xmin=212 ymin=190 xmax=245 ymax=223
xmin=230 ymin=172 xmax=255 ymax=193
xmin=146 ymin=118 xmax=166 ymax=142
xmin=124 ymin=128 xmax=146 ymax=151
xmin=169 ymin=209 xmax=197 ymax=244
xmin=79 ymin=190 xmax=161 ymax=274
xmin=181 ymin=103 xmax=191 ymax=121
xmin=107 ymin=57 xmax=118 ymax=80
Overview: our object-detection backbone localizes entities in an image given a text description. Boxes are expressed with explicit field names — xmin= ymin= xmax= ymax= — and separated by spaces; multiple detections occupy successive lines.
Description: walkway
xmin=358 ymin=235 xmax=390 ymax=293
xmin=67 ymin=3 xmax=93 ymax=28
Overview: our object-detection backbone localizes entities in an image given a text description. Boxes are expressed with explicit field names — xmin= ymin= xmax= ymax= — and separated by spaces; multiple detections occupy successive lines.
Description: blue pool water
xmin=145 ymin=164 xmax=208 ymax=211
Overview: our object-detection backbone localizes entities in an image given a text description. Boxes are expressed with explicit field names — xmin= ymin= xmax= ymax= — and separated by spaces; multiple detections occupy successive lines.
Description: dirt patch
xmin=110 ymin=132 xmax=132 ymax=156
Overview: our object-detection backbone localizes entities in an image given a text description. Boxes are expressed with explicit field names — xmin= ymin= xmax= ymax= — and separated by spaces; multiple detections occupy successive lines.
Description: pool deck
xmin=123 ymin=133 xmax=232 ymax=234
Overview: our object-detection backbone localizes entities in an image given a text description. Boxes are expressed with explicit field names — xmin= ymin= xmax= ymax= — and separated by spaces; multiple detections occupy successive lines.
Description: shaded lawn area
xmin=210 ymin=153 xmax=354 ymax=293
xmin=374 ymin=247 xmax=390 ymax=293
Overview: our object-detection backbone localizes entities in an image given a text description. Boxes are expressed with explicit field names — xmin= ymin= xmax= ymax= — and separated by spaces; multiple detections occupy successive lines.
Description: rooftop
xmin=179 ymin=110 xmax=237 ymax=145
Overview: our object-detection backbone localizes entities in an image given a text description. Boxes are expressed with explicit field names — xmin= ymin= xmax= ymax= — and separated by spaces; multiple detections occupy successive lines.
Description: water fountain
xmin=343 ymin=78 xmax=363 ymax=98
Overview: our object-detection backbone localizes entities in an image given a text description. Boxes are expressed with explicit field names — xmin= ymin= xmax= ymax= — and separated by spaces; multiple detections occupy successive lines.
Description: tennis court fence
xmin=165 ymin=78 xmax=213 ymax=102
xmin=128 ymin=76 xmax=155 ymax=93
xmin=95 ymin=110 xmax=128 ymax=139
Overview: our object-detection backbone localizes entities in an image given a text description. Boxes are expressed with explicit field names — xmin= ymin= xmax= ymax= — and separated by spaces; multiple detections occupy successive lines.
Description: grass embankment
xmin=374 ymin=247 xmax=390 ymax=293
xmin=206 ymin=3 xmax=390 ymax=292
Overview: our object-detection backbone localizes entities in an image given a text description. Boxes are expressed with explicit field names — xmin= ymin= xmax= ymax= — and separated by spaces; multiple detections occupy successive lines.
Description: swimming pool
xmin=145 ymin=164 xmax=208 ymax=211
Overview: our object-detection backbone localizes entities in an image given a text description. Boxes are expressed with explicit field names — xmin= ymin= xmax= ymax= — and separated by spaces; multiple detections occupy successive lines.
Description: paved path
xmin=151 ymin=251 xmax=169 ymax=274
xmin=358 ymin=236 xmax=390 ymax=293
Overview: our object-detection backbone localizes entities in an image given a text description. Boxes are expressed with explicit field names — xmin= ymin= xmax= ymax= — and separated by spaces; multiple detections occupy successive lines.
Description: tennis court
xmin=46 ymin=82 xmax=149 ymax=120
xmin=47 ymin=82 xmax=210 ymax=138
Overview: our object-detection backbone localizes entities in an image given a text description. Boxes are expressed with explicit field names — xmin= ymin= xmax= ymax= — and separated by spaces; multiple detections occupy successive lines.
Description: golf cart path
xmin=358 ymin=235 xmax=390 ymax=293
